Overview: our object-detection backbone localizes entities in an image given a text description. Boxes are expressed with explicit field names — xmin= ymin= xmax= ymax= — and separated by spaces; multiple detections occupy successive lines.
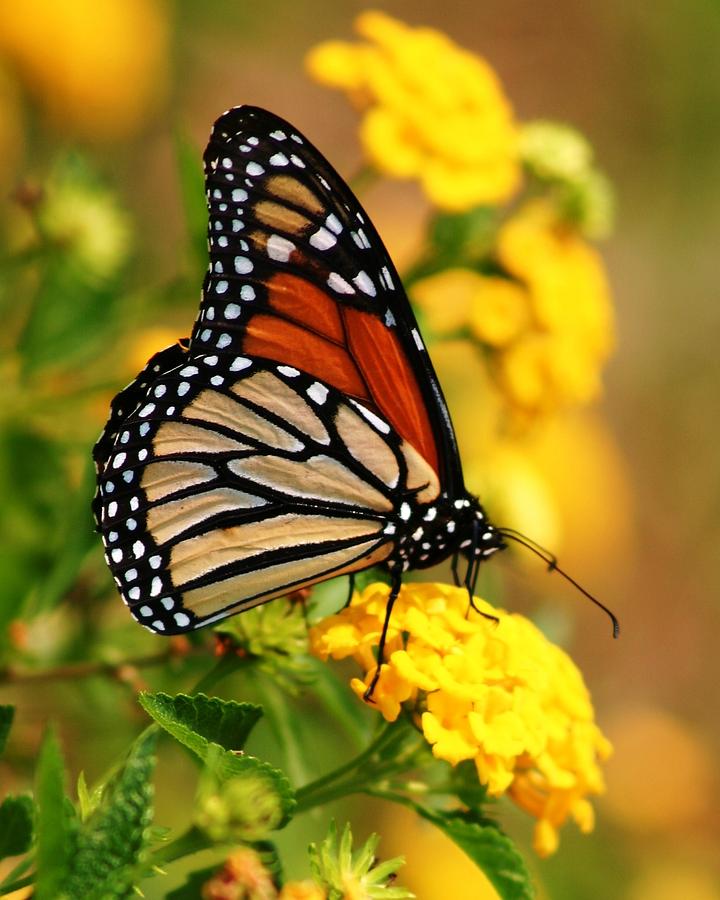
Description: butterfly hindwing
xmin=192 ymin=106 xmax=463 ymax=493
xmin=94 ymin=351 xmax=440 ymax=633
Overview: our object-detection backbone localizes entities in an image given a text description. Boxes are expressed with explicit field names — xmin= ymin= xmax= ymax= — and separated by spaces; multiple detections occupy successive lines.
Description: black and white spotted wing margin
xmin=93 ymin=352 xmax=441 ymax=633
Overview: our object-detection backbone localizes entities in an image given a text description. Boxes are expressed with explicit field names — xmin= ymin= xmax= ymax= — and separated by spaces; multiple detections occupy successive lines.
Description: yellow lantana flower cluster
xmin=412 ymin=200 xmax=615 ymax=420
xmin=306 ymin=11 xmax=520 ymax=211
xmin=310 ymin=582 xmax=612 ymax=857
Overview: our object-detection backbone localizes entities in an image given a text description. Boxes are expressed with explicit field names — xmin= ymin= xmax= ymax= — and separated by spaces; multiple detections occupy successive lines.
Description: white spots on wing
xmin=140 ymin=605 xmax=152 ymax=617
xmin=105 ymin=481 xmax=115 ymax=493
xmin=325 ymin=213 xmax=343 ymax=234
xmin=112 ymin=452 xmax=126 ymax=469
xmin=200 ymin=329 xmax=211 ymax=341
xmin=411 ymin=328 xmax=425 ymax=350
xmin=307 ymin=382 xmax=329 ymax=405
xmin=383 ymin=523 xmax=396 ymax=536
xmin=318 ymin=176 xmax=331 ymax=190
xmin=211 ymin=375 xmax=224 ymax=386
xmin=353 ymin=270 xmax=376 ymax=297
xmin=269 ymin=152 xmax=289 ymax=167
xmin=128 ymin=587 xmax=140 ymax=601
xmin=424 ymin=507 xmax=438 ymax=522
xmin=126 ymin=518 xmax=137 ymax=531
xmin=133 ymin=540 xmax=145 ymax=558
xmin=349 ymin=399 xmax=390 ymax=434
xmin=232 ymin=188 xmax=248 ymax=203
xmin=111 ymin=548 xmax=123 ymax=563
xmin=218 ymin=235 xmax=228 ymax=248
xmin=215 ymin=280 xmax=228 ymax=294
xmin=278 ymin=365 xmax=300 ymax=377
xmin=240 ymin=284 xmax=255 ymax=302
xmin=234 ymin=256 xmax=253 ymax=274
xmin=380 ymin=266 xmax=394 ymax=290
xmin=247 ymin=136 xmax=259 ymax=146
xmin=212 ymin=189 xmax=222 ymax=199
xmin=203 ymin=355 xmax=219 ymax=366
xmin=174 ymin=612 xmax=191 ymax=627
xmin=108 ymin=501 xmax=118 ymax=517
xmin=216 ymin=333 xmax=231 ymax=349
xmin=161 ymin=597 xmax=175 ymax=610
xmin=120 ymin=430 xmax=129 ymax=444
xmin=225 ymin=303 xmax=241 ymax=319
xmin=309 ymin=227 xmax=337 ymax=251
xmin=154 ymin=384 xmax=167 ymax=398
xmin=221 ymin=157 xmax=233 ymax=169
xmin=290 ymin=154 xmax=305 ymax=168
xmin=267 ymin=234 xmax=295 ymax=262
xmin=246 ymin=162 xmax=264 ymax=176
xmin=213 ymin=261 xmax=223 ymax=274
xmin=139 ymin=403 xmax=155 ymax=417
xmin=291 ymin=133 xmax=303 ymax=144
xmin=352 ymin=228 xmax=371 ymax=249
xmin=446 ymin=521 xmax=456 ymax=533
xmin=125 ymin=568 xmax=138 ymax=582
xmin=108 ymin=531 xmax=118 ymax=542
xmin=270 ymin=129 xmax=286 ymax=140
xmin=232 ymin=219 xmax=244 ymax=232
xmin=149 ymin=555 xmax=161 ymax=569
xmin=152 ymin=620 xmax=166 ymax=631
xmin=150 ymin=577 xmax=162 ymax=597
xmin=123 ymin=470 xmax=134 ymax=484
xmin=327 ymin=272 xmax=354 ymax=294
xmin=384 ymin=308 xmax=396 ymax=327
xmin=177 ymin=382 xmax=190 ymax=396
xmin=230 ymin=356 xmax=252 ymax=371
xmin=137 ymin=449 xmax=148 ymax=462
xmin=400 ymin=502 xmax=412 ymax=521
xmin=180 ymin=366 xmax=198 ymax=377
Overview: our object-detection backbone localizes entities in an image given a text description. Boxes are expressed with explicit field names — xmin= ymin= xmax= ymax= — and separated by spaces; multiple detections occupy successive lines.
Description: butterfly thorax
xmin=388 ymin=493 xmax=505 ymax=573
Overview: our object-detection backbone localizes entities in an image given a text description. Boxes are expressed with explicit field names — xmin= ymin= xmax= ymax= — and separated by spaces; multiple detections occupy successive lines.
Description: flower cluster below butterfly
xmin=92 ymin=105 xmax=511 ymax=689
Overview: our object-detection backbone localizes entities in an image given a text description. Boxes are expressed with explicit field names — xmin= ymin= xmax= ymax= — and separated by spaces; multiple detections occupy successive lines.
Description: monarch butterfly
xmin=93 ymin=106 xmax=617 ymax=675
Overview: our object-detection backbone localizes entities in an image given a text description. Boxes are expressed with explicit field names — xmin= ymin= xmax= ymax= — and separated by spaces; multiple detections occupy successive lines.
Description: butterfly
xmin=93 ymin=105 xmax=510 ymax=651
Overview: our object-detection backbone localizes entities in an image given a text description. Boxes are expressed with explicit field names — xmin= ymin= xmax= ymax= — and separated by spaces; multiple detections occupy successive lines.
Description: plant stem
xmin=0 ymin=874 xmax=34 ymax=897
xmin=151 ymin=825 xmax=214 ymax=867
xmin=0 ymin=646 xmax=194 ymax=686
xmin=294 ymin=721 xmax=423 ymax=813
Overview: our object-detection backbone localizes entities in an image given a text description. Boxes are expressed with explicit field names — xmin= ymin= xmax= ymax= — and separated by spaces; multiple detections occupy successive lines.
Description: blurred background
xmin=0 ymin=1 xmax=719 ymax=897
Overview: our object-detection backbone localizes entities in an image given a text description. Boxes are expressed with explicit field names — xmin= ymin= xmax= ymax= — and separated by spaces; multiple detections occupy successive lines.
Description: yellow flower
xmin=279 ymin=882 xmax=326 ymax=900
xmin=310 ymin=582 xmax=612 ymax=856
xmin=306 ymin=11 xmax=520 ymax=211
xmin=0 ymin=0 xmax=168 ymax=139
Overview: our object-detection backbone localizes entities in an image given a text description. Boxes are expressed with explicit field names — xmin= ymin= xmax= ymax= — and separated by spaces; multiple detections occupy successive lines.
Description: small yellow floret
xmin=310 ymin=582 xmax=611 ymax=855
xmin=306 ymin=12 xmax=520 ymax=211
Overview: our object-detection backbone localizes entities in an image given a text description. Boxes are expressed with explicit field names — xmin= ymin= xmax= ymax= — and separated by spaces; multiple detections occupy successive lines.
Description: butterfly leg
xmin=465 ymin=522 xmax=499 ymax=626
xmin=363 ymin=568 xmax=403 ymax=702
xmin=344 ymin=573 xmax=356 ymax=609
xmin=451 ymin=552 xmax=462 ymax=587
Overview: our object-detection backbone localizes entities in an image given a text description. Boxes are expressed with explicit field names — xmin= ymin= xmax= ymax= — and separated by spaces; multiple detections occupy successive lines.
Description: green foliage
xmin=34 ymin=728 xmax=75 ymax=900
xmin=63 ymin=729 xmax=158 ymax=898
xmin=0 ymin=706 xmax=13 ymax=756
xmin=412 ymin=807 xmax=535 ymax=900
xmin=0 ymin=795 xmax=34 ymax=858
xmin=138 ymin=691 xmax=262 ymax=754
xmin=174 ymin=129 xmax=208 ymax=278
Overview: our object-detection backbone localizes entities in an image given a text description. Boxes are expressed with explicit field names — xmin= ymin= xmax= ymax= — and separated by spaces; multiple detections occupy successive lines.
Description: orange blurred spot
xmin=603 ymin=707 xmax=716 ymax=832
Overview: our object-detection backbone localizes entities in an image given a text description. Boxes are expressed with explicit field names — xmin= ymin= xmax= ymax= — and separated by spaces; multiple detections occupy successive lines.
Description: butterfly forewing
xmin=193 ymin=106 xmax=463 ymax=493
xmin=94 ymin=353 xmax=440 ymax=633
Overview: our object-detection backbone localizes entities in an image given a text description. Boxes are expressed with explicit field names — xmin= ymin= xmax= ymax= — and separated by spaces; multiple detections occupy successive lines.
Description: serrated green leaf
xmin=0 ymin=795 xmax=33 ymax=858
xmin=35 ymin=727 xmax=74 ymax=900
xmin=175 ymin=129 xmax=208 ymax=277
xmin=0 ymin=706 xmax=13 ymax=756
xmin=63 ymin=728 xmax=157 ymax=899
xmin=413 ymin=807 xmax=534 ymax=900
xmin=139 ymin=691 xmax=262 ymax=754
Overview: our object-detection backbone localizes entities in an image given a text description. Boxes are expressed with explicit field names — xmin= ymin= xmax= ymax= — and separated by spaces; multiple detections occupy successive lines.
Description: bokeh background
xmin=1 ymin=1 xmax=719 ymax=898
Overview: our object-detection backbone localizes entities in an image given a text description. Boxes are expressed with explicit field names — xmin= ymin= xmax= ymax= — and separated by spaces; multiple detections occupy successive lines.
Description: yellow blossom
xmin=306 ymin=11 xmax=520 ymax=211
xmin=0 ymin=0 xmax=168 ymax=139
xmin=279 ymin=883 xmax=326 ymax=900
xmin=310 ymin=582 xmax=612 ymax=856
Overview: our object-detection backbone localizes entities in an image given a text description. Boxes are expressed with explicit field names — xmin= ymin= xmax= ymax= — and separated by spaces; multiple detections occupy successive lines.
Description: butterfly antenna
xmin=497 ymin=527 xmax=620 ymax=639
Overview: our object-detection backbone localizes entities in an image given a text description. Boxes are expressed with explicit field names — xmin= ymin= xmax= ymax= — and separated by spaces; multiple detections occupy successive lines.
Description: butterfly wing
xmin=94 ymin=355 xmax=439 ymax=633
xmin=193 ymin=106 xmax=464 ymax=495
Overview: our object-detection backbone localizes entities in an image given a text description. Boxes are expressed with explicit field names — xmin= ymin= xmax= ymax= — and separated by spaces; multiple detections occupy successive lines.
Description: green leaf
xmin=0 ymin=706 xmax=13 ymax=756
xmin=139 ymin=691 xmax=263 ymax=754
xmin=63 ymin=728 xmax=157 ymax=899
xmin=0 ymin=795 xmax=33 ymax=858
xmin=76 ymin=771 xmax=104 ymax=823
xmin=35 ymin=727 xmax=74 ymax=900
xmin=413 ymin=807 xmax=534 ymax=900
xmin=140 ymin=692 xmax=295 ymax=830
xmin=174 ymin=129 xmax=208 ymax=277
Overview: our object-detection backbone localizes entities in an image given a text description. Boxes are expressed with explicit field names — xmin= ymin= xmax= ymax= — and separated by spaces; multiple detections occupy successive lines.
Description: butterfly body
xmin=93 ymin=106 xmax=505 ymax=634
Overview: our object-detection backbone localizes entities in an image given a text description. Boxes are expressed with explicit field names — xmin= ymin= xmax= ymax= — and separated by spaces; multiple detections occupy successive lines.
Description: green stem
xmin=0 ymin=874 xmax=34 ymax=897
xmin=295 ymin=721 xmax=423 ymax=813
xmin=151 ymin=825 xmax=214 ymax=867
